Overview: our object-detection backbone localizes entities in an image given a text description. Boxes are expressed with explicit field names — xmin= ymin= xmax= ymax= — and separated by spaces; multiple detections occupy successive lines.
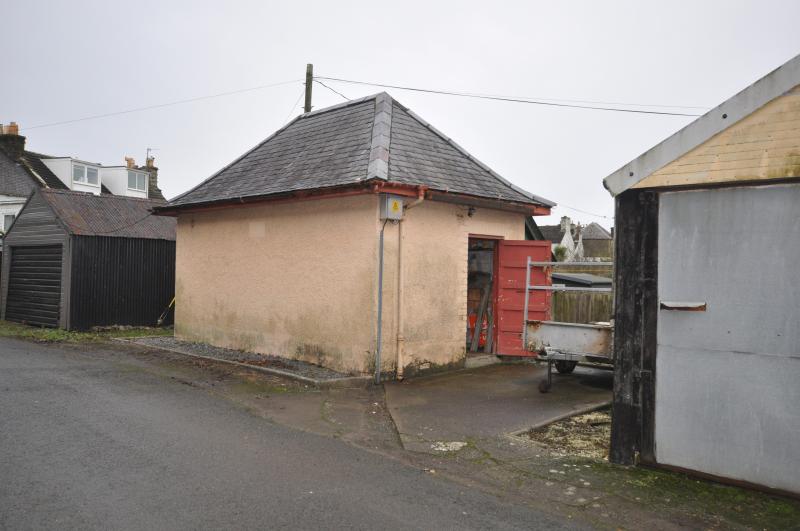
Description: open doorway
xmin=467 ymin=237 xmax=497 ymax=355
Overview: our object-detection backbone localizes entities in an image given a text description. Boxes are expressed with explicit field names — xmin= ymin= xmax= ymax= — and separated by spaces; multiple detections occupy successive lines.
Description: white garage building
xmin=605 ymin=53 xmax=800 ymax=496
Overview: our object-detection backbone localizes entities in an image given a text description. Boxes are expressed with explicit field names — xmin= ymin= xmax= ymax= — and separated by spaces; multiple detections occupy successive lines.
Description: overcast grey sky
xmin=4 ymin=0 xmax=800 ymax=227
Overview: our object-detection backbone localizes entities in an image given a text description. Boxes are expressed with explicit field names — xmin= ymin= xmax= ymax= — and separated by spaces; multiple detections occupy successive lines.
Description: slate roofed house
xmin=157 ymin=93 xmax=555 ymax=378
xmin=537 ymin=216 xmax=613 ymax=259
xmin=1 ymin=188 xmax=176 ymax=330
xmin=606 ymin=53 xmax=800 ymax=496
xmin=0 ymin=122 xmax=165 ymax=243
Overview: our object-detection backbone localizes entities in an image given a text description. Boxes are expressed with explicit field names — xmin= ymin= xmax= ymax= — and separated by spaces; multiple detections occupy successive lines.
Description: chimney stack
xmin=125 ymin=156 xmax=136 ymax=168
xmin=138 ymin=156 xmax=165 ymax=201
xmin=559 ymin=215 xmax=572 ymax=234
xmin=0 ymin=122 xmax=26 ymax=160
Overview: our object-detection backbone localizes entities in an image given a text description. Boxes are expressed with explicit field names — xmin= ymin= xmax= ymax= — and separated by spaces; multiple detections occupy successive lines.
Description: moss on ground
xmin=0 ymin=320 xmax=172 ymax=343
xmin=520 ymin=407 xmax=800 ymax=529
xmin=582 ymin=460 xmax=800 ymax=529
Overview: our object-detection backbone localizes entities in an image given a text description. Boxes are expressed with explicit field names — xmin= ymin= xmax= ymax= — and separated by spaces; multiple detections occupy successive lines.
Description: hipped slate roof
xmin=38 ymin=189 xmax=175 ymax=240
xmin=167 ymin=92 xmax=554 ymax=209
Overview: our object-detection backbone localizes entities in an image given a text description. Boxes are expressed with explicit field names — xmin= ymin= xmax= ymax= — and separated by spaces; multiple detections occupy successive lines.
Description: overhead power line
xmin=24 ymin=79 xmax=301 ymax=130
xmin=314 ymin=79 xmax=349 ymax=101
xmin=283 ymin=89 xmax=307 ymax=124
xmin=556 ymin=203 xmax=614 ymax=220
xmin=315 ymin=76 xmax=705 ymax=117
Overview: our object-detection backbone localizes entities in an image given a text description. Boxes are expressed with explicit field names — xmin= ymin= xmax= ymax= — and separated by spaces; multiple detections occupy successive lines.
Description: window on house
xmin=86 ymin=166 xmax=98 ymax=185
xmin=128 ymin=171 xmax=147 ymax=192
xmin=72 ymin=164 xmax=99 ymax=185
xmin=3 ymin=214 xmax=15 ymax=232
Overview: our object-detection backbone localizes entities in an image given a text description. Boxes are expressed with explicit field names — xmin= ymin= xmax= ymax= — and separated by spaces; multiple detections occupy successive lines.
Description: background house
xmin=605 ymin=53 xmax=800 ymax=496
xmin=0 ymin=122 xmax=165 ymax=245
xmin=158 ymin=93 xmax=554 ymax=378
xmin=537 ymin=216 xmax=613 ymax=260
xmin=1 ymin=188 xmax=176 ymax=329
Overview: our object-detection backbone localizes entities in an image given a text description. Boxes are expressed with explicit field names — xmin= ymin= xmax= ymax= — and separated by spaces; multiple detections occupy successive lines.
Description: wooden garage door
xmin=5 ymin=245 xmax=62 ymax=327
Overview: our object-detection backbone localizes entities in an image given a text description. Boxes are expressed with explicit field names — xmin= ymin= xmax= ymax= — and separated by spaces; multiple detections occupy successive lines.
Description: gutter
xmin=155 ymin=183 xmax=551 ymax=218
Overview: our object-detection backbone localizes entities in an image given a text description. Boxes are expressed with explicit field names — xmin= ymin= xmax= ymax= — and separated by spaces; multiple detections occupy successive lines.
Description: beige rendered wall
xmin=633 ymin=85 xmax=800 ymax=189
xmin=175 ymin=194 xmax=527 ymax=377
xmin=174 ymin=194 xmax=378 ymax=375
xmin=378 ymin=200 xmax=526 ymax=375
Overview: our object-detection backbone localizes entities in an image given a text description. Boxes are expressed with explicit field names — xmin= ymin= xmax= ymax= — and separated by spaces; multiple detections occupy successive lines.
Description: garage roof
xmin=166 ymin=92 xmax=554 ymax=210
xmin=39 ymin=189 xmax=176 ymax=240
xmin=603 ymin=53 xmax=800 ymax=196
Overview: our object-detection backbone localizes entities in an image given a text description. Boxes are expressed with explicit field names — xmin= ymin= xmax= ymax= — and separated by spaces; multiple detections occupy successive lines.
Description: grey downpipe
xmin=375 ymin=219 xmax=389 ymax=384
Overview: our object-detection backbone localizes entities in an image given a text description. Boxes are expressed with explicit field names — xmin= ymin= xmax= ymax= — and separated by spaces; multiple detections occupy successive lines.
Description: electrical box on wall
xmin=380 ymin=194 xmax=404 ymax=220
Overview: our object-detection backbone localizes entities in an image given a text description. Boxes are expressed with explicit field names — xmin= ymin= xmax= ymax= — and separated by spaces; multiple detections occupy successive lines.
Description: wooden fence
xmin=550 ymin=264 xmax=613 ymax=324
xmin=552 ymin=291 xmax=613 ymax=324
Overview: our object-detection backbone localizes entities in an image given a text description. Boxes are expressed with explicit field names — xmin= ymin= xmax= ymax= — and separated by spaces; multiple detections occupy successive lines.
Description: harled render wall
xmin=378 ymin=200 xmax=526 ymax=376
xmin=174 ymin=194 xmax=526 ymax=376
xmin=174 ymin=195 xmax=379 ymax=375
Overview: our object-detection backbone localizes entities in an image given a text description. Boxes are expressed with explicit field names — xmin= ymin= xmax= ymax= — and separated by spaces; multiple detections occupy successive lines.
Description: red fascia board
xmin=154 ymin=181 xmax=548 ymax=216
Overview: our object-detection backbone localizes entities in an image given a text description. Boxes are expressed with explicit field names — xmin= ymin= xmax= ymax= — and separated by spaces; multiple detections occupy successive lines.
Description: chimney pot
xmin=125 ymin=156 xmax=136 ymax=168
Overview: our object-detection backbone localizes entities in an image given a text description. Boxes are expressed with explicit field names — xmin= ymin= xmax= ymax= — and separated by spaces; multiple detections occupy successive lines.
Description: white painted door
xmin=655 ymin=183 xmax=800 ymax=494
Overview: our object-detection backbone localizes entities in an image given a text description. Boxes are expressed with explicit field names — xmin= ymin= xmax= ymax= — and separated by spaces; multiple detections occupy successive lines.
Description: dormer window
xmin=128 ymin=170 xmax=147 ymax=192
xmin=72 ymin=163 xmax=99 ymax=186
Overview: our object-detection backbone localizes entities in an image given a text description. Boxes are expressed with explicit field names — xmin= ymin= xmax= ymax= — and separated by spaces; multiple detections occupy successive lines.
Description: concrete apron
xmin=384 ymin=363 xmax=612 ymax=454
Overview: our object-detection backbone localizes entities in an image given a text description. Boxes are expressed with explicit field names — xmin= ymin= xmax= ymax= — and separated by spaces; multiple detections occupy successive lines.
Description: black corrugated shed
xmin=1 ymin=188 xmax=176 ymax=329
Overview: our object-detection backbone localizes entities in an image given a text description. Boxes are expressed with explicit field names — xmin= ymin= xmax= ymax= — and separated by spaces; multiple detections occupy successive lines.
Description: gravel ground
xmin=133 ymin=336 xmax=349 ymax=381
xmin=526 ymin=408 xmax=612 ymax=459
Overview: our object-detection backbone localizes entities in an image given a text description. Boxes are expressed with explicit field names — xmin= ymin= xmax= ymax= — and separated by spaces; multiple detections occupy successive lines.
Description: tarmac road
xmin=0 ymin=337 xmax=580 ymax=530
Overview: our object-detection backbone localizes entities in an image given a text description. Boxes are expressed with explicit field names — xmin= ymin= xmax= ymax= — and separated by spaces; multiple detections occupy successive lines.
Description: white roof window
xmin=127 ymin=170 xmax=148 ymax=192
xmin=72 ymin=163 xmax=99 ymax=186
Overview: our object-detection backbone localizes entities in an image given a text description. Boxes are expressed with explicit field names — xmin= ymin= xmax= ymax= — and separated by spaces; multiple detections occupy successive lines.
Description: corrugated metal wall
xmin=69 ymin=236 xmax=175 ymax=330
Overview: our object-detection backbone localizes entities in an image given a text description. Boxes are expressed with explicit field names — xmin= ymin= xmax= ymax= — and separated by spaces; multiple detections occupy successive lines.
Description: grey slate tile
xmin=167 ymin=93 xmax=553 ymax=209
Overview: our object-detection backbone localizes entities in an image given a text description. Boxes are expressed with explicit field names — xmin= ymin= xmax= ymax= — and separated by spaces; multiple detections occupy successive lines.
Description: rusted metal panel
xmin=494 ymin=240 xmax=550 ymax=356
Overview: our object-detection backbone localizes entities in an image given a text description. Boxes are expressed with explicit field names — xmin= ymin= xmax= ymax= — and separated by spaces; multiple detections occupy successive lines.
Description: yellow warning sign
xmin=381 ymin=194 xmax=405 ymax=220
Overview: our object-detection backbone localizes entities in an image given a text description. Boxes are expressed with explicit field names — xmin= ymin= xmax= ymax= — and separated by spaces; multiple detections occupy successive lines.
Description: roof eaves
xmin=603 ymin=53 xmax=800 ymax=196
xmin=155 ymin=179 xmax=378 ymax=214
xmin=394 ymin=100 xmax=556 ymax=207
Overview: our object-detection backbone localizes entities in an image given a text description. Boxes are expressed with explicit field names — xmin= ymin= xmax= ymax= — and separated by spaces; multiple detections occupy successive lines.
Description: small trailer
xmin=522 ymin=258 xmax=614 ymax=393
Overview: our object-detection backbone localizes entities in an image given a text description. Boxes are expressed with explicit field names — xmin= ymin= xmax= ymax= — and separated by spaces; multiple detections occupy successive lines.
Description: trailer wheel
xmin=555 ymin=360 xmax=577 ymax=374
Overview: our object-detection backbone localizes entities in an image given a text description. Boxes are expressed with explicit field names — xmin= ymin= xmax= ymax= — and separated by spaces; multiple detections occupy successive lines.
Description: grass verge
xmin=0 ymin=320 xmax=172 ymax=343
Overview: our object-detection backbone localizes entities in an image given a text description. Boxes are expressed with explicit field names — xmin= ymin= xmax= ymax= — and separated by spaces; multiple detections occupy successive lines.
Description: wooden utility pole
xmin=304 ymin=64 xmax=313 ymax=113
